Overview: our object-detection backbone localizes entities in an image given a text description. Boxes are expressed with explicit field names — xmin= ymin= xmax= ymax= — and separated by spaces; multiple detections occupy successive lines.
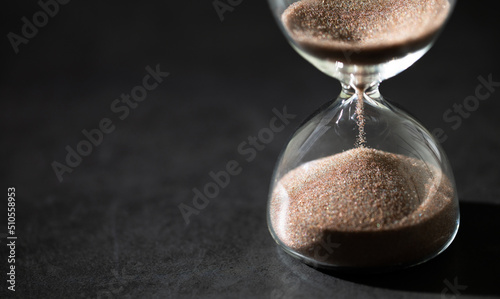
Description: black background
xmin=1 ymin=0 xmax=499 ymax=298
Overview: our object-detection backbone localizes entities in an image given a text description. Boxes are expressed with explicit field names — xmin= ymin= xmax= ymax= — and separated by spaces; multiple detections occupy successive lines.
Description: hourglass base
xmin=270 ymin=216 xmax=459 ymax=273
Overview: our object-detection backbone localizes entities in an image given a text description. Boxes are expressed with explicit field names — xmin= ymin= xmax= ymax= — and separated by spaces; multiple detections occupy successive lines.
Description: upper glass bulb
xmin=269 ymin=0 xmax=455 ymax=87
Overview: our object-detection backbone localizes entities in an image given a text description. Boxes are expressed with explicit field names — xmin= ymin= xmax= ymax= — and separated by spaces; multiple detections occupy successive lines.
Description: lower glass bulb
xmin=267 ymin=85 xmax=460 ymax=270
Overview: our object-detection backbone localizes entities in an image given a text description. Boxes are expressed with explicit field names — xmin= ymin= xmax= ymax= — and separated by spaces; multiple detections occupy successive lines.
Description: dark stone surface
xmin=1 ymin=0 xmax=499 ymax=298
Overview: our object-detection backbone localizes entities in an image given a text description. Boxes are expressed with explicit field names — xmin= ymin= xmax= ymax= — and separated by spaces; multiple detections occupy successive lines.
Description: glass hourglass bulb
xmin=266 ymin=0 xmax=459 ymax=270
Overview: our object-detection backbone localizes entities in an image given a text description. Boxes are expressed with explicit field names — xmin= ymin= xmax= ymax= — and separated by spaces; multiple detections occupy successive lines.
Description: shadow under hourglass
xmin=274 ymin=201 xmax=500 ymax=297
xmin=317 ymin=201 xmax=500 ymax=297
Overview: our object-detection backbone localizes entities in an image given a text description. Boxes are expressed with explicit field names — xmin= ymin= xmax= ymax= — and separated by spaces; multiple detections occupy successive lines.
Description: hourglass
xmin=267 ymin=0 xmax=460 ymax=270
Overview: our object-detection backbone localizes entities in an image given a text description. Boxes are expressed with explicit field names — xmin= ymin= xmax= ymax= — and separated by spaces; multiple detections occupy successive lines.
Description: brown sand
xmin=270 ymin=147 xmax=457 ymax=268
xmin=282 ymin=0 xmax=450 ymax=64
xmin=355 ymin=89 xmax=366 ymax=148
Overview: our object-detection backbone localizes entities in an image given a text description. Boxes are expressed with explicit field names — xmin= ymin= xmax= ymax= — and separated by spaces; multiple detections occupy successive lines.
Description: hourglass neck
xmin=341 ymin=82 xmax=381 ymax=100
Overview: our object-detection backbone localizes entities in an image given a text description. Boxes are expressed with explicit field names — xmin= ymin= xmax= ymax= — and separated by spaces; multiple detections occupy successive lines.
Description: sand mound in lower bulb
xmin=270 ymin=147 xmax=457 ymax=268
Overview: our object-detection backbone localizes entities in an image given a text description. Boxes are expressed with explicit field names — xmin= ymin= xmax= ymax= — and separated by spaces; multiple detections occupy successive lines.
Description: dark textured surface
xmin=1 ymin=0 xmax=499 ymax=298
